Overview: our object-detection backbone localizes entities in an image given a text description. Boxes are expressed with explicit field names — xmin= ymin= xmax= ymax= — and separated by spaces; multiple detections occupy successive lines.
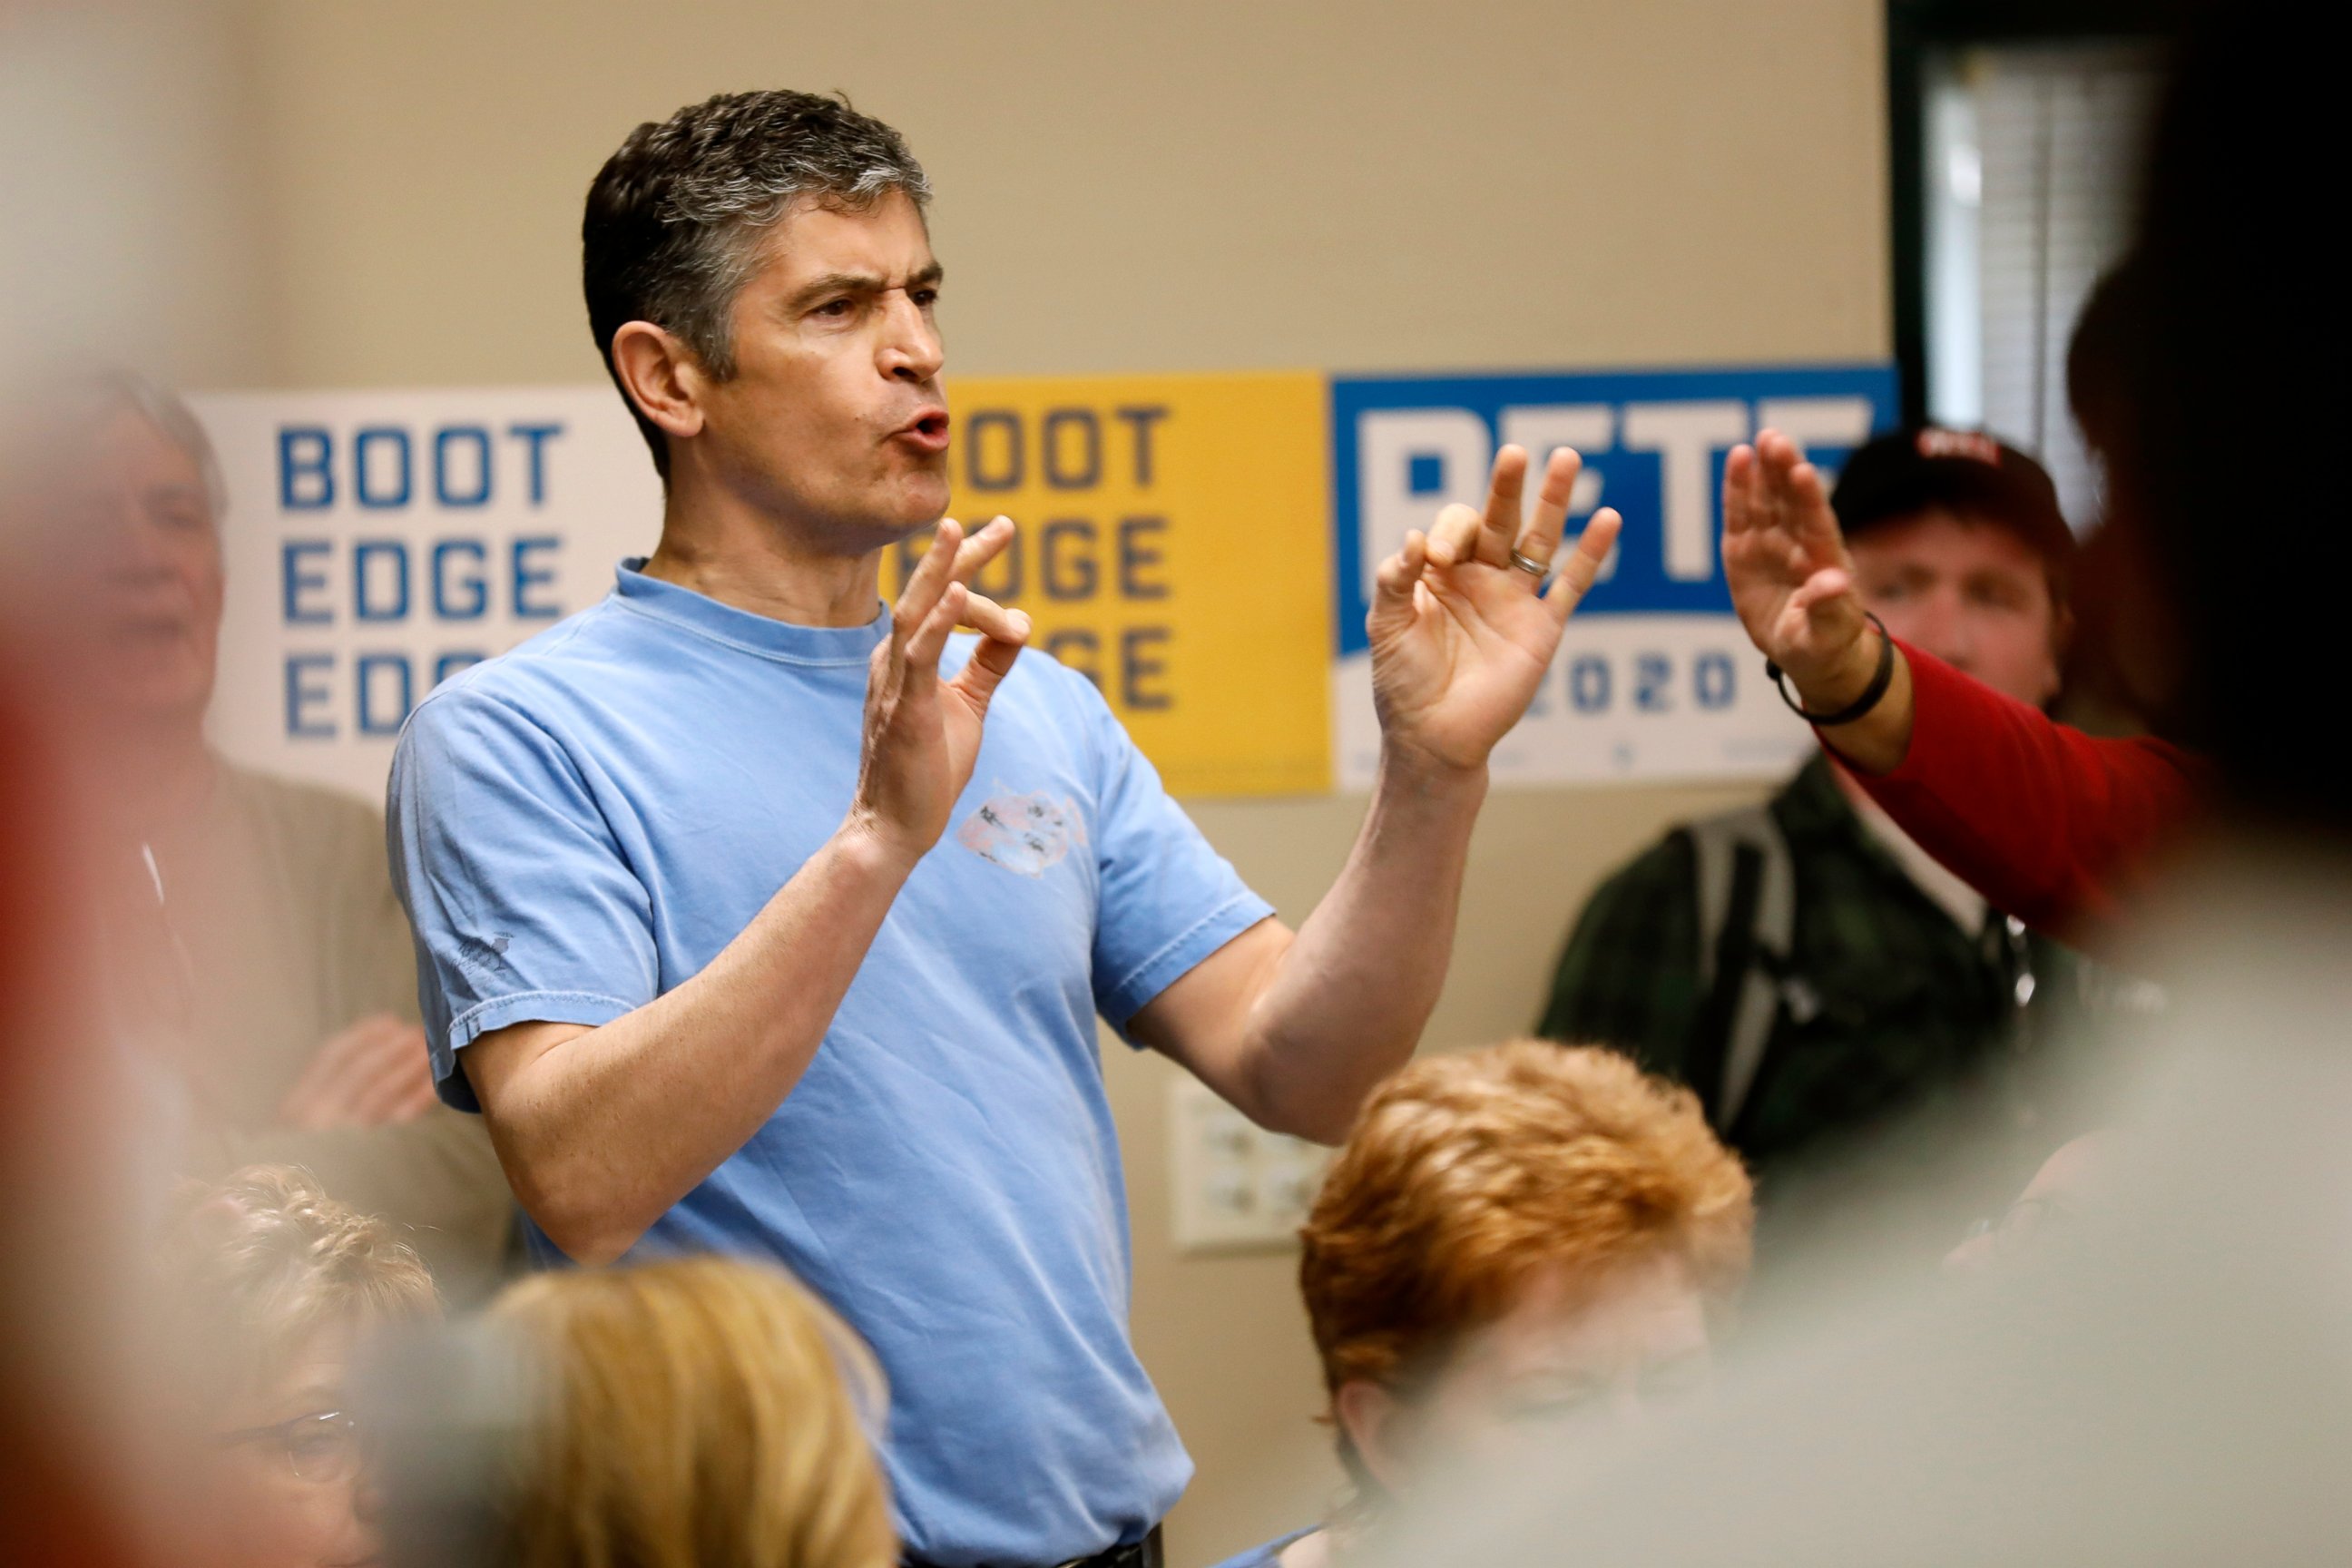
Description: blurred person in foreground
xmin=1539 ymin=431 xmax=2102 ymax=1214
xmin=0 ymin=638 xmax=150 ymax=1567
xmin=426 ymin=1256 xmax=897 ymax=1568
xmin=1363 ymin=6 xmax=2351 ymax=1563
xmin=1212 ymin=1043 xmax=1752 ymax=1568
xmin=387 ymin=90 xmax=1619 ymax=1568
xmin=41 ymin=374 xmax=509 ymax=1298
xmin=157 ymin=1164 xmax=438 ymax=1568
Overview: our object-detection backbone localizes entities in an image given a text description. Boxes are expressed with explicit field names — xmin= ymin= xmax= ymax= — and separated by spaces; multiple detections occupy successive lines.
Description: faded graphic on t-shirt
xmin=956 ymin=787 xmax=1087 ymax=877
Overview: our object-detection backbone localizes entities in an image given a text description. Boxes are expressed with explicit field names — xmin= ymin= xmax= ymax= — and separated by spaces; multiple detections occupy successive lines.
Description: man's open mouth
xmin=895 ymin=410 xmax=951 ymax=452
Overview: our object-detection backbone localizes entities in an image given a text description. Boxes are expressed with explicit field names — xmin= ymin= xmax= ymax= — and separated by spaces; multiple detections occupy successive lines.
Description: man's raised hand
xmin=1367 ymin=444 xmax=1622 ymax=773
xmin=1722 ymin=430 xmax=1916 ymax=769
xmin=848 ymin=516 xmax=1031 ymax=864
xmin=1720 ymin=429 xmax=1876 ymax=701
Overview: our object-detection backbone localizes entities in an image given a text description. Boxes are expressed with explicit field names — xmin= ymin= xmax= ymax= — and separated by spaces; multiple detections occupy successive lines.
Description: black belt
xmin=1060 ymin=1527 xmax=1162 ymax=1568
xmin=908 ymin=1524 xmax=1162 ymax=1568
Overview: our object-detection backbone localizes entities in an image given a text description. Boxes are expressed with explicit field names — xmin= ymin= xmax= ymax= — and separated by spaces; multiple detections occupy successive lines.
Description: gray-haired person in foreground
xmin=40 ymin=372 xmax=511 ymax=1298
xmin=387 ymin=91 xmax=1622 ymax=1568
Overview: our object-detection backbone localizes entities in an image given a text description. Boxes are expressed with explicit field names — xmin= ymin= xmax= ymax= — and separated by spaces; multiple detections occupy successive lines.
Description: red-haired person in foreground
xmin=1211 ymin=1043 xmax=1753 ymax=1568
xmin=157 ymin=1166 xmax=439 ymax=1568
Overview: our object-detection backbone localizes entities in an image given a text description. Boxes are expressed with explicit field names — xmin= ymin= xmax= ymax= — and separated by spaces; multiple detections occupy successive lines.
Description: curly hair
xmin=157 ymin=1165 xmax=438 ymax=1406
xmin=1299 ymin=1042 xmax=1752 ymax=1417
xmin=487 ymin=1255 xmax=896 ymax=1568
xmin=582 ymin=89 xmax=930 ymax=476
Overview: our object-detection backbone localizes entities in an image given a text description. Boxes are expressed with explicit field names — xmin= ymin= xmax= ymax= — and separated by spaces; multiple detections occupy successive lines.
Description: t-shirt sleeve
xmin=1074 ymin=676 xmax=1274 ymax=1035
xmin=387 ymin=685 xmax=659 ymax=1110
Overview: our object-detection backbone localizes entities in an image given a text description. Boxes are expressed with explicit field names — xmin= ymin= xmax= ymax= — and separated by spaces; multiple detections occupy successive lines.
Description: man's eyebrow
xmin=784 ymin=262 xmax=945 ymax=311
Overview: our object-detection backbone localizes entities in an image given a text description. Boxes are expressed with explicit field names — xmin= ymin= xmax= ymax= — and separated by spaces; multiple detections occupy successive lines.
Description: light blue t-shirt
xmin=387 ymin=562 xmax=1272 ymax=1566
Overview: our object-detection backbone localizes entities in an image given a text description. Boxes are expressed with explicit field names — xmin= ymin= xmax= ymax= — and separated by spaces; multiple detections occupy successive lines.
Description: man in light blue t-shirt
xmin=388 ymin=90 xmax=1622 ymax=1568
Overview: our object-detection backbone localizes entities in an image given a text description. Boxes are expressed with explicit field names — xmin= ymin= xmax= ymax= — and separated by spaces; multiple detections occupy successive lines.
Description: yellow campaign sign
xmin=887 ymin=370 xmax=1333 ymax=797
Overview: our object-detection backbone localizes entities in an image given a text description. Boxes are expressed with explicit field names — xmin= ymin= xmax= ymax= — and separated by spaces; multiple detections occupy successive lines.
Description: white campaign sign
xmin=195 ymin=387 xmax=662 ymax=803
xmin=1333 ymin=612 xmax=1820 ymax=788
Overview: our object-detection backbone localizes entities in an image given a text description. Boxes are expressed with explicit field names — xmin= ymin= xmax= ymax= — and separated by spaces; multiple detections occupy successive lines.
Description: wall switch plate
xmin=1168 ymin=1077 xmax=1331 ymax=1254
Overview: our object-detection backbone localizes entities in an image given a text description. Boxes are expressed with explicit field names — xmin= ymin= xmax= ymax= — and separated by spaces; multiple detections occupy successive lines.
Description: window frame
xmin=1886 ymin=0 xmax=2179 ymax=425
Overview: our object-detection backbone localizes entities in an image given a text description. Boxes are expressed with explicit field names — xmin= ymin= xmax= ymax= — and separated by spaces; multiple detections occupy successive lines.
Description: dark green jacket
xmin=1539 ymin=758 xmax=2090 ymax=1184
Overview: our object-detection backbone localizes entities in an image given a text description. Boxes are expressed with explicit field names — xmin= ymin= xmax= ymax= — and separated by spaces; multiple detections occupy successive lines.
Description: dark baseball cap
xmin=1830 ymin=427 xmax=2077 ymax=580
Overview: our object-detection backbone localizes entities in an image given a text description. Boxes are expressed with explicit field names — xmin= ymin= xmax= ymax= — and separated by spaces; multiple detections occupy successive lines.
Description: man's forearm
xmin=476 ymin=818 xmax=915 ymax=1264
xmin=1240 ymin=746 xmax=1486 ymax=1141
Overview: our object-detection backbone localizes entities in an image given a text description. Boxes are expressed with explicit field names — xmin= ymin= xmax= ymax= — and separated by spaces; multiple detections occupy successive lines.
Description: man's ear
xmin=609 ymin=321 xmax=710 ymax=448
xmin=1333 ymin=1379 xmax=1412 ymax=1494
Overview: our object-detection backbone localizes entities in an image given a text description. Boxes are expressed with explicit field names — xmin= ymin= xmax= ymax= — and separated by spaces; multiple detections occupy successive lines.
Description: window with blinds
xmin=1921 ymin=42 xmax=2163 ymax=531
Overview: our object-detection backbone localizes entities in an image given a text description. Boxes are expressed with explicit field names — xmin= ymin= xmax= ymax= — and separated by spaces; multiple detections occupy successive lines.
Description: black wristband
xmin=1765 ymin=613 xmax=1895 ymax=727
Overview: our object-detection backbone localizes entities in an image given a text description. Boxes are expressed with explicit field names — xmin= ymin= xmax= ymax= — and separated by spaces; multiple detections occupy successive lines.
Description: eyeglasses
xmin=212 ymin=1410 xmax=364 ymax=1485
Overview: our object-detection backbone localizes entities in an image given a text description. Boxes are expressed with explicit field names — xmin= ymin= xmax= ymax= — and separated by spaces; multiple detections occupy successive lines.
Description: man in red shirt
xmin=1543 ymin=430 xmax=2105 ymax=1190
xmin=1717 ymin=427 xmax=2206 ymax=943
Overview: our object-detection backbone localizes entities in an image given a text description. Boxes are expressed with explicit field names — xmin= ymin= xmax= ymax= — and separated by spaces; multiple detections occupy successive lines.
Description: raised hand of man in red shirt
xmin=1721 ymin=429 xmax=2206 ymax=942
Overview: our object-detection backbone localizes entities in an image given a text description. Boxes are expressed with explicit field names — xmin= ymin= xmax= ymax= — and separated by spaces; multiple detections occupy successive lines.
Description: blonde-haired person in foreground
xmin=483 ymin=1255 xmax=896 ymax=1568
xmin=158 ymin=1164 xmax=439 ymax=1568
xmin=1212 ymin=1043 xmax=1753 ymax=1568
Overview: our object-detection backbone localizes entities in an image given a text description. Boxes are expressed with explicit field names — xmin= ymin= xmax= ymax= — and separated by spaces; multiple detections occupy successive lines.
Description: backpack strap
xmin=1687 ymin=802 xmax=1798 ymax=1131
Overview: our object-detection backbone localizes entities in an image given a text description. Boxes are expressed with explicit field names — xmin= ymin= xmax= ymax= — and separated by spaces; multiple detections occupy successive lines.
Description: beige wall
xmin=222 ymin=2 xmax=1886 ymax=1560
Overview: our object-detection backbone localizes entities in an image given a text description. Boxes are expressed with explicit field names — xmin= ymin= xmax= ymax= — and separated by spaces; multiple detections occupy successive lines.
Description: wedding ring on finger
xmin=1508 ymin=547 xmax=1549 ymax=578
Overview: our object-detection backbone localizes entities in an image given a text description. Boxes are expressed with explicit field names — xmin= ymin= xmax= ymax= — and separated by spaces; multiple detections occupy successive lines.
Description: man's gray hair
xmin=90 ymin=369 xmax=228 ymax=519
xmin=583 ymin=91 xmax=931 ymax=475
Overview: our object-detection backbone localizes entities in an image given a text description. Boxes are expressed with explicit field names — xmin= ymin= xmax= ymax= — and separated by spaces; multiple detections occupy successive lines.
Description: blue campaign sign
xmin=1329 ymin=364 xmax=1898 ymax=657
xmin=1328 ymin=364 xmax=1898 ymax=788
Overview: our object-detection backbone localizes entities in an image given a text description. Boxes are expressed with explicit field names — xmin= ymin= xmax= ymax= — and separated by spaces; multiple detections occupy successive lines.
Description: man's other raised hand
xmin=1720 ymin=429 xmax=1879 ymax=701
xmin=848 ymin=516 xmax=1031 ymax=865
xmin=1722 ymin=429 xmax=1913 ymax=772
xmin=1367 ymin=444 xmax=1622 ymax=774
